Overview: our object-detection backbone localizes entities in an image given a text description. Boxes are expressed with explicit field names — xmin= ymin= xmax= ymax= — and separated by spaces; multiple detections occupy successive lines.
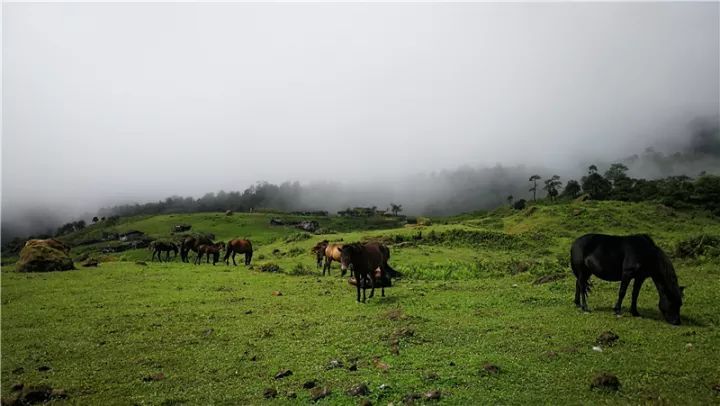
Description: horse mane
xmin=653 ymin=245 xmax=682 ymax=300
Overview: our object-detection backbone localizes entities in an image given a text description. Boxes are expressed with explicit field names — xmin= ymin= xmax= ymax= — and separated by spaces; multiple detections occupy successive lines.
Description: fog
xmin=2 ymin=2 xmax=719 ymax=239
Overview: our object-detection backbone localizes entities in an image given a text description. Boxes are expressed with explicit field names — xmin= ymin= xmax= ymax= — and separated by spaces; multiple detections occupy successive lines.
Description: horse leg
xmin=630 ymin=277 xmax=646 ymax=317
xmin=579 ymin=271 xmax=591 ymax=312
xmin=232 ymin=252 xmax=237 ymax=266
xmin=614 ymin=277 xmax=631 ymax=315
xmin=356 ymin=279 xmax=362 ymax=303
xmin=574 ymin=278 xmax=581 ymax=307
xmin=368 ymin=274 xmax=376 ymax=299
xmin=165 ymin=250 xmax=170 ymax=261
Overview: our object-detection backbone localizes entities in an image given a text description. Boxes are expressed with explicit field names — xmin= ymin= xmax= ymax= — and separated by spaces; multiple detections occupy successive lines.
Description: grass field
xmin=2 ymin=201 xmax=720 ymax=404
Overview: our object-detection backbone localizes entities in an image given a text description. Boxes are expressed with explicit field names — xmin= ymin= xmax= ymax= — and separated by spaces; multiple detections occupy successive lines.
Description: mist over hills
xmin=3 ymin=116 xmax=718 ymax=242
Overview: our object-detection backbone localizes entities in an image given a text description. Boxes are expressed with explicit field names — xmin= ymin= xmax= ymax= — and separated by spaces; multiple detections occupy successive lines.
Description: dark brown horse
xmin=150 ymin=241 xmax=178 ymax=262
xmin=340 ymin=242 xmax=398 ymax=303
xmin=224 ymin=239 xmax=253 ymax=265
xmin=311 ymin=240 xmax=345 ymax=276
xmin=180 ymin=234 xmax=214 ymax=263
xmin=195 ymin=242 xmax=225 ymax=265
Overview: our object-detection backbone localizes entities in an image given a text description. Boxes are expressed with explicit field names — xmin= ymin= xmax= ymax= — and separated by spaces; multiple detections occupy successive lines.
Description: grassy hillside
xmin=2 ymin=201 xmax=720 ymax=404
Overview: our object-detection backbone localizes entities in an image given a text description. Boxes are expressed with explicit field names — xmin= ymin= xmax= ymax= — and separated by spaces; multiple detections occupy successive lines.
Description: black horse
xmin=571 ymin=233 xmax=684 ymax=325
xmin=150 ymin=241 xmax=178 ymax=262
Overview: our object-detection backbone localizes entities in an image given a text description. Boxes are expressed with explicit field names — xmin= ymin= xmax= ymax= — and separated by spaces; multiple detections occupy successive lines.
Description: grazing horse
xmin=180 ymin=234 xmax=214 ymax=263
xmin=224 ymin=239 xmax=253 ymax=266
xmin=312 ymin=240 xmax=345 ymax=276
xmin=150 ymin=241 xmax=178 ymax=262
xmin=195 ymin=242 xmax=225 ymax=265
xmin=571 ymin=233 xmax=684 ymax=325
xmin=340 ymin=242 xmax=398 ymax=303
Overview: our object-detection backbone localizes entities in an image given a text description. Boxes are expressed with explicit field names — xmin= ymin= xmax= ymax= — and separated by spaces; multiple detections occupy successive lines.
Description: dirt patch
xmin=385 ymin=308 xmax=407 ymax=321
xmin=424 ymin=390 xmax=441 ymax=401
xmin=389 ymin=327 xmax=415 ymax=355
xmin=274 ymin=369 xmax=292 ymax=379
xmin=142 ymin=372 xmax=165 ymax=382
xmin=590 ymin=372 xmax=621 ymax=391
xmin=2 ymin=384 xmax=67 ymax=405
xmin=533 ymin=273 xmax=566 ymax=285
xmin=481 ymin=363 xmax=500 ymax=375
xmin=309 ymin=386 xmax=330 ymax=402
xmin=263 ymin=388 xmax=277 ymax=399
xmin=597 ymin=331 xmax=620 ymax=346
xmin=347 ymin=383 xmax=369 ymax=396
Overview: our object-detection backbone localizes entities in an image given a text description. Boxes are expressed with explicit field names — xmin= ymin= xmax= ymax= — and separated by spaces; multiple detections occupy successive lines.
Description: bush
xmin=288 ymin=263 xmax=316 ymax=276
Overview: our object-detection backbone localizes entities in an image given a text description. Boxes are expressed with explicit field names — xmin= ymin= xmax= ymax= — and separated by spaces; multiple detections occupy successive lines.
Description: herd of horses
xmin=149 ymin=232 xmax=685 ymax=325
xmin=148 ymin=235 xmax=253 ymax=266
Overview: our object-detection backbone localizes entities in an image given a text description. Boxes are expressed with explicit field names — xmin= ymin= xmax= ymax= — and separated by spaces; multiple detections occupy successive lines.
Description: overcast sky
xmin=2 ymin=2 xmax=719 ymax=223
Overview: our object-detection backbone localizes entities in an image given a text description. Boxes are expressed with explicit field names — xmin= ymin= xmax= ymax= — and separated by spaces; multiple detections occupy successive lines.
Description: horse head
xmin=656 ymin=250 xmax=684 ymax=325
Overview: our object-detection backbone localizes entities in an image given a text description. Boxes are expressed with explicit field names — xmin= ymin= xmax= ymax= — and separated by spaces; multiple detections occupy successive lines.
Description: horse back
xmin=229 ymin=239 xmax=252 ymax=252
xmin=326 ymin=244 xmax=343 ymax=261
xmin=572 ymin=233 xmax=658 ymax=281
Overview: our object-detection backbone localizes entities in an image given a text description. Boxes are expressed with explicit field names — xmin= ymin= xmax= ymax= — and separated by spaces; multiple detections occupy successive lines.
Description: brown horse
xmin=224 ymin=239 xmax=253 ymax=265
xmin=195 ymin=242 xmax=225 ymax=265
xmin=149 ymin=241 xmax=178 ymax=262
xmin=340 ymin=242 xmax=397 ymax=303
xmin=180 ymin=234 xmax=214 ymax=263
xmin=312 ymin=240 xmax=345 ymax=276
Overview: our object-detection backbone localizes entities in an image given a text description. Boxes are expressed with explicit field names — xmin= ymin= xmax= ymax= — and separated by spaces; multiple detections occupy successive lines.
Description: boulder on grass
xmin=16 ymin=239 xmax=75 ymax=273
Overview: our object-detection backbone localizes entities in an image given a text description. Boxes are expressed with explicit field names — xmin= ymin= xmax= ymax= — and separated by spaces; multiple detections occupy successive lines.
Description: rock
xmin=378 ymin=384 xmax=391 ymax=391
xmin=423 ymin=371 xmax=439 ymax=381
xmin=347 ymin=383 xmax=369 ymax=396
xmin=309 ymin=386 xmax=330 ymax=402
xmin=16 ymin=239 xmax=74 ymax=273
xmin=303 ymin=380 xmax=318 ymax=389
xmin=424 ymin=390 xmax=441 ymax=401
xmin=372 ymin=357 xmax=389 ymax=372
xmin=481 ymin=363 xmax=500 ymax=375
xmin=274 ymin=369 xmax=292 ymax=379
xmin=326 ymin=359 xmax=343 ymax=370
xmin=225 ymin=210 xmax=233 ymax=216
xmin=592 ymin=346 xmax=603 ymax=352
xmin=597 ymin=331 xmax=619 ymax=346
xmin=590 ymin=372 xmax=621 ymax=391
xmin=263 ymin=388 xmax=277 ymax=399
xmin=272 ymin=291 xmax=283 ymax=296
xmin=50 ymin=389 xmax=67 ymax=399
xmin=82 ymin=259 xmax=99 ymax=267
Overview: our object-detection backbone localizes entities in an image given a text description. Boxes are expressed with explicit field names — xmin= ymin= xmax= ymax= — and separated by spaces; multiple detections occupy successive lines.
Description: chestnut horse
xmin=311 ymin=240 xmax=345 ymax=276
xmin=180 ymin=234 xmax=214 ymax=263
xmin=195 ymin=242 xmax=225 ymax=265
xmin=224 ymin=239 xmax=253 ymax=265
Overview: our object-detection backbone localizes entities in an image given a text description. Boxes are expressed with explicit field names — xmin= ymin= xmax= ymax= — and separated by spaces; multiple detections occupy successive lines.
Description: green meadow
xmin=2 ymin=201 xmax=720 ymax=404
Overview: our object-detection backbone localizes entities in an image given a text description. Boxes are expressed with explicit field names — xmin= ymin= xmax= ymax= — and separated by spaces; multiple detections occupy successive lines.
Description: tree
xmin=92 ymin=216 xmax=99 ymax=223
xmin=528 ymin=175 xmax=542 ymax=201
xmin=390 ymin=203 xmax=403 ymax=216
xmin=604 ymin=163 xmax=629 ymax=185
xmin=561 ymin=180 xmax=581 ymax=199
xmin=543 ymin=175 xmax=562 ymax=200
xmin=581 ymin=173 xmax=612 ymax=199
xmin=588 ymin=165 xmax=598 ymax=175
xmin=506 ymin=195 xmax=514 ymax=206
